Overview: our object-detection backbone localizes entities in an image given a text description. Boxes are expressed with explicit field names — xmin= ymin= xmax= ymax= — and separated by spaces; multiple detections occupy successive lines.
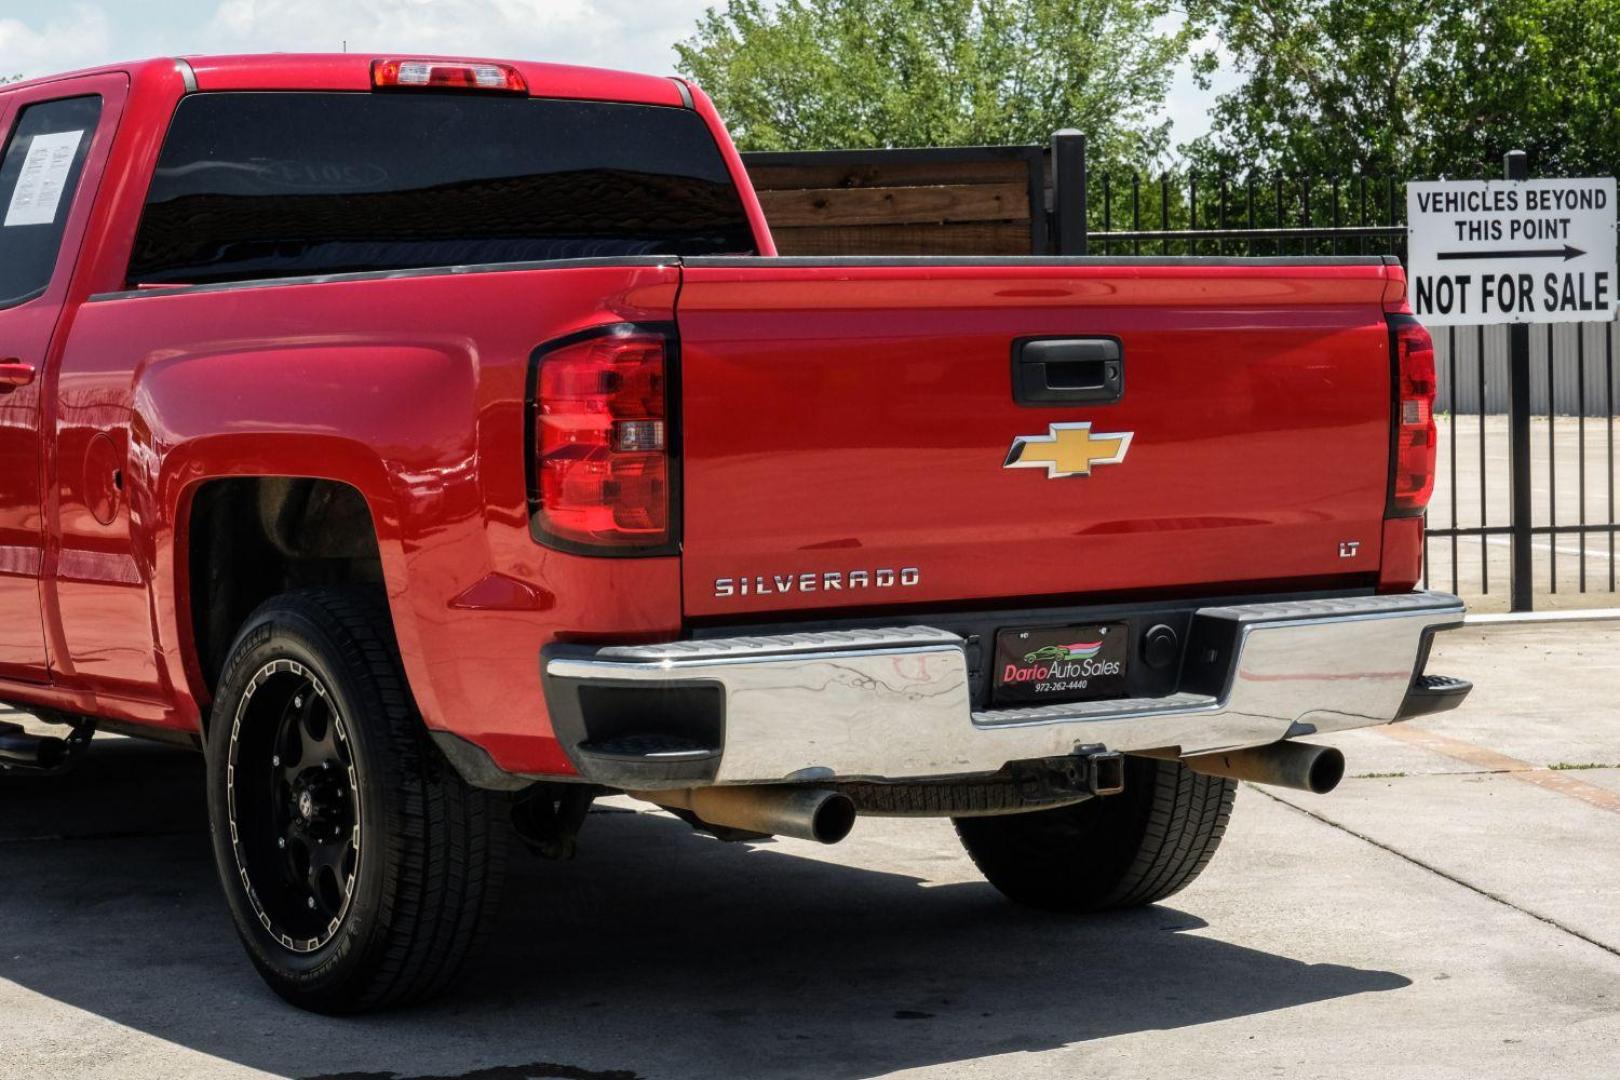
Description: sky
xmin=0 ymin=0 xmax=1230 ymax=146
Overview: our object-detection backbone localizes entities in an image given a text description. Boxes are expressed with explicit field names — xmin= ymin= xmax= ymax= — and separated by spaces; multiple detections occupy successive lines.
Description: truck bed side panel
xmin=51 ymin=262 xmax=681 ymax=772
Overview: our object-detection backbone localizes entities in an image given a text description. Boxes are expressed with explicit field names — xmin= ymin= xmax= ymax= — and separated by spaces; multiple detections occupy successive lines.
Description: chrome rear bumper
xmin=541 ymin=592 xmax=1467 ymax=786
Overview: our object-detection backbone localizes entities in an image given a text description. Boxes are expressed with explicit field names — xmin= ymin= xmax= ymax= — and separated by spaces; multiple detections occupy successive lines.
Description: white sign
xmin=3 ymin=129 xmax=84 ymax=228
xmin=1406 ymin=177 xmax=1617 ymax=325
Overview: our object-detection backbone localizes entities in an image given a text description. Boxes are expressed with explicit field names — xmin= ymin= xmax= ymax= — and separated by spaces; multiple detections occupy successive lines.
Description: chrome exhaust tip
xmin=1183 ymin=740 xmax=1346 ymax=794
xmin=629 ymin=784 xmax=857 ymax=844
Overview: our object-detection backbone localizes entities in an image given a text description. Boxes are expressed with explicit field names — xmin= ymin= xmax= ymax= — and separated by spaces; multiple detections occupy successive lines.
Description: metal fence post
xmin=1504 ymin=149 xmax=1534 ymax=612
xmin=1051 ymin=130 xmax=1087 ymax=255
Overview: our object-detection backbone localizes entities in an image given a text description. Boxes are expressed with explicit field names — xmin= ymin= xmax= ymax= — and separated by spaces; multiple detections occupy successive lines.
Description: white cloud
xmin=0 ymin=4 xmax=116 ymax=78
xmin=1164 ymin=59 xmax=1237 ymax=148
xmin=199 ymin=0 xmax=713 ymax=77
xmin=1159 ymin=25 xmax=1238 ymax=149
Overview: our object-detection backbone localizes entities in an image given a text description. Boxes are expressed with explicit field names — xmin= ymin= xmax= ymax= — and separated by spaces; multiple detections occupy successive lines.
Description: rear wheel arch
xmin=181 ymin=477 xmax=394 ymax=715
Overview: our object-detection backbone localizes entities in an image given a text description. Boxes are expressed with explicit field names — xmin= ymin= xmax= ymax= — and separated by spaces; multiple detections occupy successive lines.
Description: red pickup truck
xmin=0 ymin=53 xmax=1469 ymax=1012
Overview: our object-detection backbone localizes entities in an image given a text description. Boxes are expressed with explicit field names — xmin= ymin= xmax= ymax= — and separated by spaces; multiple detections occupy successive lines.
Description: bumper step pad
xmin=1398 ymin=673 xmax=1474 ymax=720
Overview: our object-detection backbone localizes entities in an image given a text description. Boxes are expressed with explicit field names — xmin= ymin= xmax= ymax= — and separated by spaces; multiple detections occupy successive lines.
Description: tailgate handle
xmin=1013 ymin=338 xmax=1123 ymax=405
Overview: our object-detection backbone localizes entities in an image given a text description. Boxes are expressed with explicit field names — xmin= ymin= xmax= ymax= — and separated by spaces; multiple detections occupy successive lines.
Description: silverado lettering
xmin=714 ymin=567 xmax=922 ymax=597
xmin=0 ymin=52 xmax=1470 ymax=1016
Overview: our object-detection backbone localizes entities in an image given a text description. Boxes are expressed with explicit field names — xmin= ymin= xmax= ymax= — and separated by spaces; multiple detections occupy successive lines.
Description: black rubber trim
xmin=1396 ymin=618 xmax=1471 ymax=719
xmin=669 ymin=77 xmax=694 ymax=109
xmin=86 ymin=256 xmax=680 ymax=302
xmin=0 ymin=285 xmax=49 ymax=312
xmin=539 ymin=644 xmax=724 ymax=787
xmin=572 ymin=743 xmax=722 ymax=788
xmin=429 ymin=730 xmax=536 ymax=792
xmin=1397 ymin=674 xmax=1473 ymax=720
xmin=523 ymin=321 xmax=683 ymax=558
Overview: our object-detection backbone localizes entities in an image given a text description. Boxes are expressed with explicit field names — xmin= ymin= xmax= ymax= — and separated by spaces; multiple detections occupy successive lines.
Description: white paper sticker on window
xmin=4 ymin=130 xmax=85 ymax=228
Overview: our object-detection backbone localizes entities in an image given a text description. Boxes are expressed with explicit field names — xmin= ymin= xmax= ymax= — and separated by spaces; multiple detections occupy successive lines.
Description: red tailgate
xmin=675 ymin=259 xmax=1397 ymax=618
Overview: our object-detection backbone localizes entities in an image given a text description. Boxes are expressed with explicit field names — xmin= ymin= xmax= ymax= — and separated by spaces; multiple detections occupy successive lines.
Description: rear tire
xmin=954 ymin=756 xmax=1234 ymax=911
xmin=205 ymin=588 xmax=506 ymax=1013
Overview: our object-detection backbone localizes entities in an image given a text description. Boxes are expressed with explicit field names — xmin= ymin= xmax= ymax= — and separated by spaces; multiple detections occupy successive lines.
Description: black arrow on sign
xmin=1437 ymin=244 xmax=1586 ymax=262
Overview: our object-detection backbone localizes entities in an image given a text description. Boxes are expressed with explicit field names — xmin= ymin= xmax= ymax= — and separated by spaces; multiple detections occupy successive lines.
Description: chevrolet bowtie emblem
xmin=1003 ymin=422 xmax=1133 ymax=478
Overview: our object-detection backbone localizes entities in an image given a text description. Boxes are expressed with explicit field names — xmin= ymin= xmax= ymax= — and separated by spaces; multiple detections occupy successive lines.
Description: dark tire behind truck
xmin=954 ymin=757 xmax=1236 ymax=911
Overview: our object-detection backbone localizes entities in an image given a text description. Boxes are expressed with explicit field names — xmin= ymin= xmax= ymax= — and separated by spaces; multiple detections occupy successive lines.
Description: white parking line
xmin=1475 ymin=534 xmax=1619 ymax=561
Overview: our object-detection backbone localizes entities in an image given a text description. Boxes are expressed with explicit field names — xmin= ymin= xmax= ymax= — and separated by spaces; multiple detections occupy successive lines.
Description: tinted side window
xmin=0 ymin=96 xmax=101 ymax=308
xmin=129 ymin=92 xmax=758 ymax=285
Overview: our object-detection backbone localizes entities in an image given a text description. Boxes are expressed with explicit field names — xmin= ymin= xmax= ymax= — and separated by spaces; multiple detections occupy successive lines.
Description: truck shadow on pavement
xmin=1 ymin=737 xmax=1410 ymax=1080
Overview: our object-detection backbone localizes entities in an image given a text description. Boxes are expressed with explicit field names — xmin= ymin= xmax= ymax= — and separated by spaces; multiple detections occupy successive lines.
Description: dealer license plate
xmin=992 ymin=623 xmax=1129 ymax=706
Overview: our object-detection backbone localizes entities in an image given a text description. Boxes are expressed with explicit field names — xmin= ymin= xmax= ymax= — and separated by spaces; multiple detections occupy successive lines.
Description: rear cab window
xmin=0 ymin=95 xmax=102 ymax=307
xmin=128 ymin=92 xmax=758 ymax=286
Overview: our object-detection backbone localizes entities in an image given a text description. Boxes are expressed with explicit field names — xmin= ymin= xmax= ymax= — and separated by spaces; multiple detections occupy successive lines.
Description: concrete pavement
xmin=2 ymin=621 xmax=1619 ymax=1078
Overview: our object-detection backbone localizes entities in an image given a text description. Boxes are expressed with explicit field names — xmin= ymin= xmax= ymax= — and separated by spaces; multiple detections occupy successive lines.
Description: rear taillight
xmin=529 ymin=327 xmax=674 ymax=552
xmin=1389 ymin=314 xmax=1437 ymax=516
xmin=371 ymin=58 xmax=527 ymax=93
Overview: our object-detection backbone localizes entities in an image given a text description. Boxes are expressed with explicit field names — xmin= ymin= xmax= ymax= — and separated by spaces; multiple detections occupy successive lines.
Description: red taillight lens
xmin=371 ymin=58 xmax=527 ymax=93
xmin=1390 ymin=315 xmax=1437 ymax=515
xmin=531 ymin=330 xmax=671 ymax=550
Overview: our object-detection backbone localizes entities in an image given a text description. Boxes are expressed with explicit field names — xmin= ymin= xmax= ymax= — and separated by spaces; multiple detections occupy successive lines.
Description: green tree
xmin=1181 ymin=0 xmax=1441 ymax=177
xmin=1184 ymin=0 xmax=1620 ymax=179
xmin=1416 ymin=0 xmax=1620 ymax=177
xmin=676 ymin=0 xmax=1192 ymax=168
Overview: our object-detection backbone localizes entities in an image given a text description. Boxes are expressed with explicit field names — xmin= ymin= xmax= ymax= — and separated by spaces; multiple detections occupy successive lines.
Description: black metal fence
xmin=1420 ymin=321 xmax=1620 ymax=612
xmin=1087 ymin=173 xmax=1407 ymax=258
xmin=1060 ymin=138 xmax=1619 ymax=613
xmin=1052 ymin=133 xmax=1409 ymax=258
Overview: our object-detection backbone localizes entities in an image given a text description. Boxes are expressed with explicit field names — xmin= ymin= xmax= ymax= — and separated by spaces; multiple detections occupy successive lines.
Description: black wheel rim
xmin=227 ymin=659 xmax=362 ymax=954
